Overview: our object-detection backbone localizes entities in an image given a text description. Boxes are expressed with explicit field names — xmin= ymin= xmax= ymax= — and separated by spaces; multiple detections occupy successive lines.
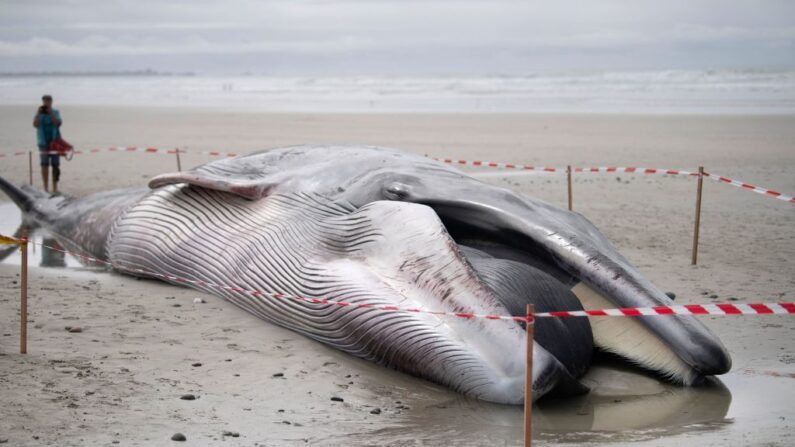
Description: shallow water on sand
xmin=0 ymin=203 xmax=83 ymax=268
xmin=0 ymin=201 xmax=789 ymax=445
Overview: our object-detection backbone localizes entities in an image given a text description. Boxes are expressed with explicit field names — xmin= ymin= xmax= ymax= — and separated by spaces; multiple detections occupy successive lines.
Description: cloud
xmin=63 ymin=22 xmax=248 ymax=31
xmin=0 ymin=34 xmax=380 ymax=57
xmin=0 ymin=0 xmax=792 ymax=73
xmin=670 ymin=24 xmax=795 ymax=43
xmin=1 ymin=24 xmax=792 ymax=58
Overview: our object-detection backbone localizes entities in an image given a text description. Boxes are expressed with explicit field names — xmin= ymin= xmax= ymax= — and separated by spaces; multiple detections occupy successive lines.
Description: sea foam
xmin=1 ymin=69 xmax=793 ymax=114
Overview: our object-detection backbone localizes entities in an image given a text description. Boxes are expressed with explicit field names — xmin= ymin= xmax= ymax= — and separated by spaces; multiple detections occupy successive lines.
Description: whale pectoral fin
xmin=148 ymin=172 xmax=275 ymax=200
xmin=464 ymin=253 xmax=594 ymax=379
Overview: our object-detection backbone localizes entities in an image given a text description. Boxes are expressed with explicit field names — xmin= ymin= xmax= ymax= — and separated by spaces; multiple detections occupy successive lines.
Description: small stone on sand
xmin=330 ymin=396 xmax=344 ymax=402
xmin=191 ymin=362 xmax=202 ymax=367
xmin=180 ymin=394 xmax=196 ymax=400
xmin=68 ymin=327 xmax=83 ymax=333
xmin=171 ymin=433 xmax=186 ymax=441
xmin=272 ymin=372 xmax=284 ymax=377
xmin=370 ymin=408 xmax=381 ymax=415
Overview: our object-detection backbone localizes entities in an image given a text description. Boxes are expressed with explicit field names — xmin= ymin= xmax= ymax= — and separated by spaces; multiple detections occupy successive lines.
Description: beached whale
xmin=0 ymin=145 xmax=730 ymax=404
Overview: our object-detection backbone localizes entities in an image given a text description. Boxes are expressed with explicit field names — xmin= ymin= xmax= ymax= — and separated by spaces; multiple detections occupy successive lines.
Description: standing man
xmin=32 ymin=94 xmax=62 ymax=193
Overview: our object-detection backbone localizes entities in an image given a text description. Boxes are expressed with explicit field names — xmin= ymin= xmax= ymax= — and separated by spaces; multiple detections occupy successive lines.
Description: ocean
xmin=1 ymin=69 xmax=794 ymax=114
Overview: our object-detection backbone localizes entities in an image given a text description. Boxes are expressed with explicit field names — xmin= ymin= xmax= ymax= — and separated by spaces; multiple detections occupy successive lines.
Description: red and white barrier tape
xmin=432 ymin=157 xmax=792 ymax=203
xmin=534 ymin=303 xmax=795 ymax=318
xmin=573 ymin=166 xmax=699 ymax=176
xmin=76 ymin=146 xmax=239 ymax=157
xmin=3 ymin=235 xmax=792 ymax=323
xmin=3 ymin=149 xmax=792 ymax=204
xmin=432 ymin=157 xmax=561 ymax=172
xmin=0 ymin=147 xmax=239 ymax=158
xmin=433 ymin=158 xmax=698 ymax=177
xmin=703 ymin=171 xmax=795 ymax=203
xmin=742 ymin=369 xmax=795 ymax=379
xmin=0 ymin=151 xmax=29 ymax=158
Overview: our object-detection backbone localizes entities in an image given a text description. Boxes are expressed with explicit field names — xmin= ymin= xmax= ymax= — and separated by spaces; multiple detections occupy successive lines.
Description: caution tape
xmin=573 ymin=166 xmax=699 ymax=176
xmin=742 ymin=369 xmax=795 ymax=379
xmin=535 ymin=303 xmax=795 ymax=318
xmin=432 ymin=157 xmax=561 ymax=172
xmin=433 ymin=158 xmax=699 ymax=177
xmin=0 ymin=147 xmax=239 ymax=158
xmin=433 ymin=157 xmax=792 ymax=204
xmin=2 ymin=234 xmax=791 ymax=322
xmin=2 ymin=148 xmax=793 ymax=204
xmin=703 ymin=171 xmax=795 ymax=203
xmin=0 ymin=151 xmax=29 ymax=158
xmin=0 ymin=235 xmax=24 ymax=245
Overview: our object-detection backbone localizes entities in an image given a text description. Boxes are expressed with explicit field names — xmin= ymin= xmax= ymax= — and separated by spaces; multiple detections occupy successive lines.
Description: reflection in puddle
xmin=0 ymin=202 xmax=83 ymax=268
xmin=40 ymin=237 xmax=67 ymax=268
xmin=333 ymin=358 xmax=732 ymax=445
xmin=534 ymin=359 xmax=732 ymax=443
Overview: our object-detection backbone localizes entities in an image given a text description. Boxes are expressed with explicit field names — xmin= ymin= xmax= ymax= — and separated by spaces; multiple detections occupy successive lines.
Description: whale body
xmin=0 ymin=145 xmax=731 ymax=404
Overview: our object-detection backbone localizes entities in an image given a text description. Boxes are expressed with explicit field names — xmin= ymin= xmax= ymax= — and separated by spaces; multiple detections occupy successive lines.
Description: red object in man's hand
xmin=49 ymin=138 xmax=74 ymax=160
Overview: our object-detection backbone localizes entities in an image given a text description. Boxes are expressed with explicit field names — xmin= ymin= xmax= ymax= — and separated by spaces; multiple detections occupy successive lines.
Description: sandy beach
xmin=0 ymin=106 xmax=793 ymax=446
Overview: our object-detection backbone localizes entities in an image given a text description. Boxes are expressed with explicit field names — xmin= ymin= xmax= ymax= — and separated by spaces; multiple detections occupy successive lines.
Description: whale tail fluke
xmin=0 ymin=176 xmax=44 ymax=260
xmin=0 ymin=221 xmax=27 ymax=261
xmin=0 ymin=175 xmax=42 ymax=214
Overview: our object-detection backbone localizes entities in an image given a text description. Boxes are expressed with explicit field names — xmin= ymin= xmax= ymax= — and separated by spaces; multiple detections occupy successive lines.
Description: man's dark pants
xmin=39 ymin=145 xmax=61 ymax=182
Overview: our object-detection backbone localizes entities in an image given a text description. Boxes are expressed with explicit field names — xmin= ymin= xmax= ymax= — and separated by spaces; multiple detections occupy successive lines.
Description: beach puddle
xmin=326 ymin=357 xmax=734 ymax=445
xmin=0 ymin=202 xmax=84 ymax=268
xmin=533 ymin=359 xmax=732 ymax=443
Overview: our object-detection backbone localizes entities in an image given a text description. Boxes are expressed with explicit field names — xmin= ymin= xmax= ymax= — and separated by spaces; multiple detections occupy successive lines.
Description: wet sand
xmin=0 ymin=107 xmax=793 ymax=446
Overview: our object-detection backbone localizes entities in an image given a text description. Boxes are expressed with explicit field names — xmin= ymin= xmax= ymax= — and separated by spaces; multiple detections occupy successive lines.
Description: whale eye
xmin=383 ymin=183 xmax=410 ymax=200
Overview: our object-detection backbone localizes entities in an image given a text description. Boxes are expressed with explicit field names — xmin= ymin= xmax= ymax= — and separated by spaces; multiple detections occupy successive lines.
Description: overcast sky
xmin=1 ymin=0 xmax=793 ymax=75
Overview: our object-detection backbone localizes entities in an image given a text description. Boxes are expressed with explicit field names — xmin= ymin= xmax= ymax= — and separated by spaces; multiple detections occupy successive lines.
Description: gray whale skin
xmin=0 ymin=145 xmax=730 ymax=404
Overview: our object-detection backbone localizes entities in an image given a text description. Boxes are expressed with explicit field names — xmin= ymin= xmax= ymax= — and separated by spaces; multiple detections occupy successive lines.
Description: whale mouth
xmin=412 ymin=191 xmax=732 ymax=385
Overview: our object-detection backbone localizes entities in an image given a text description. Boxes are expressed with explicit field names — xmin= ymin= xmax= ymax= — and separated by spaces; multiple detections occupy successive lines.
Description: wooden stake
xmin=524 ymin=303 xmax=534 ymax=447
xmin=20 ymin=228 xmax=28 ymax=354
xmin=175 ymin=148 xmax=182 ymax=171
xmin=691 ymin=166 xmax=704 ymax=265
xmin=28 ymin=151 xmax=33 ymax=186
xmin=567 ymin=165 xmax=573 ymax=211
